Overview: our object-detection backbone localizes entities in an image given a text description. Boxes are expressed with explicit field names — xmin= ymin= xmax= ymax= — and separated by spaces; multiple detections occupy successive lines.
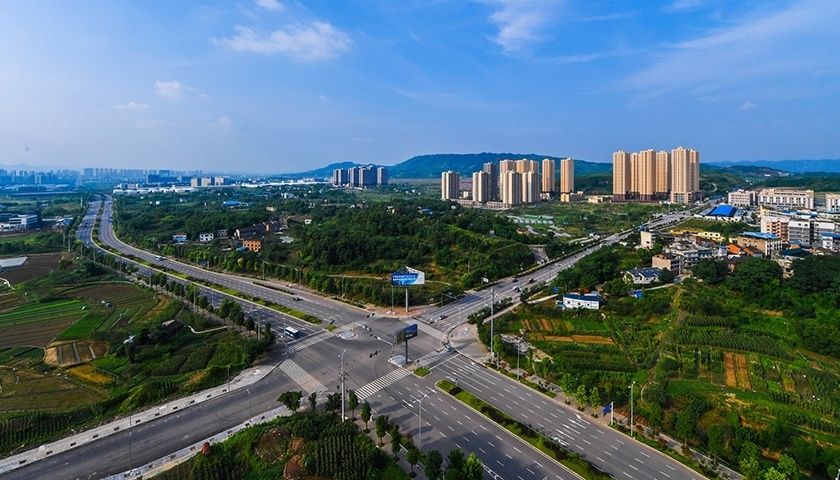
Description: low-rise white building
xmin=198 ymin=232 xmax=214 ymax=243
xmin=0 ymin=214 xmax=40 ymax=230
xmin=822 ymin=233 xmax=840 ymax=252
xmin=172 ymin=233 xmax=187 ymax=243
xmin=561 ymin=292 xmax=602 ymax=310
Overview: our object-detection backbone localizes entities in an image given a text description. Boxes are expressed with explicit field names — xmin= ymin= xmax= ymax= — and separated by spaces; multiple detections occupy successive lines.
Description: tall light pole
xmin=416 ymin=393 xmax=428 ymax=447
xmin=340 ymin=350 xmax=346 ymax=421
xmin=630 ymin=380 xmax=636 ymax=437
xmin=490 ymin=286 xmax=497 ymax=368
xmin=516 ymin=338 xmax=521 ymax=380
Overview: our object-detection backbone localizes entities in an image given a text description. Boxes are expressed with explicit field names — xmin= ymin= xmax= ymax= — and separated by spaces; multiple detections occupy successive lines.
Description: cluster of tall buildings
xmin=442 ymin=158 xmax=574 ymax=206
xmin=332 ymin=165 xmax=388 ymax=188
xmin=612 ymin=147 xmax=700 ymax=204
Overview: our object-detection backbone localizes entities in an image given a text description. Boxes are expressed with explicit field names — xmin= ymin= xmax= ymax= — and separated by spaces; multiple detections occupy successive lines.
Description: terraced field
xmin=0 ymin=300 xmax=88 ymax=347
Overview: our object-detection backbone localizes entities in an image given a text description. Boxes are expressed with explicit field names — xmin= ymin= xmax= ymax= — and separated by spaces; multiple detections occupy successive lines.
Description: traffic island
xmin=436 ymin=379 xmax=611 ymax=480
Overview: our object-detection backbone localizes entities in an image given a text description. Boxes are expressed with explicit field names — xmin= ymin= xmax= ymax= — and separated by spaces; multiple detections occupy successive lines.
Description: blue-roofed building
xmin=223 ymin=200 xmax=243 ymax=207
xmin=624 ymin=267 xmax=664 ymax=285
xmin=708 ymin=204 xmax=736 ymax=217
xmin=736 ymin=232 xmax=782 ymax=258
xmin=561 ymin=292 xmax=602 ymax=310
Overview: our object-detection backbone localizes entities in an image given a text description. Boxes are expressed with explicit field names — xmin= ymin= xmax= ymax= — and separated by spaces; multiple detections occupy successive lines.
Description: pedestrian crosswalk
xmin=279 ymin=359 xmax=327 ymax=394
xmin=416 ymin=349 xmax=450 ymax=367
xmin=355 ymin=368 xmax=412 ymax=400
xmin=286 ymin=331 xmax=332 ymax=354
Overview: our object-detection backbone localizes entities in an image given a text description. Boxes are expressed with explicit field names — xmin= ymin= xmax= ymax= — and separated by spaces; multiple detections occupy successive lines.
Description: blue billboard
xmin=390 ymin=266 xmax=426 ymax=286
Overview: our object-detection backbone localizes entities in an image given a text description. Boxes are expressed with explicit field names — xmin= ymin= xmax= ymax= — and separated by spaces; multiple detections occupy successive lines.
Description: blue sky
xmin=0 ymin=0 xmax=838 ymax=172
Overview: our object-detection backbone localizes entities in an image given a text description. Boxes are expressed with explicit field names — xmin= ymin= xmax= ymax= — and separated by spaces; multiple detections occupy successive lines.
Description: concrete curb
xmin=0 ymin=361 xmax=281 ymax=476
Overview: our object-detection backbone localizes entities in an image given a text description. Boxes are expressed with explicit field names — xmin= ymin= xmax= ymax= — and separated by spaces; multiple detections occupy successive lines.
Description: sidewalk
xmin=0 ymin=353 xmax=282 ymax=476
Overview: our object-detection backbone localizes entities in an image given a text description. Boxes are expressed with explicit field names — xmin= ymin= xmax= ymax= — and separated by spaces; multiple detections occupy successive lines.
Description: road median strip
xmin=436 ymin=379 xmax=610 ymax=480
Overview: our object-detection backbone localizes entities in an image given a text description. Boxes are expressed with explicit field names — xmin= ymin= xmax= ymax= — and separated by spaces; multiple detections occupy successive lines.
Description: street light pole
xmin=416 ymin=393 xmax=428 ymax=447
xmin=247 ymin=388 xmax=252 ymax=421
xmin=516 ymin=338 xmax=521 ymax=380
xmin=630 ymin=380 xmax=636 ymax=437
xmin=340 ymin=350 xmax=346 ymax=421
xmin=490 ymin=286 xmax=497 ymax=368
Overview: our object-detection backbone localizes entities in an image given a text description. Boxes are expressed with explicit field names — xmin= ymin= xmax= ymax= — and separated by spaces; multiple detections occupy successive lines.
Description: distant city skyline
xmin=1 ymin=1 xmax=839 ymax=172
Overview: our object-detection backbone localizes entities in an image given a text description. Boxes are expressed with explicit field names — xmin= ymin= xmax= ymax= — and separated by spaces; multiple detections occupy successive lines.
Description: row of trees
xmin=276 ymin=388 xmax=483 ymax=479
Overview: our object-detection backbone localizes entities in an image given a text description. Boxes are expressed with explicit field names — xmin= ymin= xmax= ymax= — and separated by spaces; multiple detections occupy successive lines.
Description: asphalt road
xmin=431 ymin=355 xmax=703 ymax=480
xmin=3 ymin=198 xmax=699 ymax=480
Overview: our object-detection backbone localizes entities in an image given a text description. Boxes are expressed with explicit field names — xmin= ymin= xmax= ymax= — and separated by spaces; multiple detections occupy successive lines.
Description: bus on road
xmin=284 ymin=326 xmax=301 ymax=339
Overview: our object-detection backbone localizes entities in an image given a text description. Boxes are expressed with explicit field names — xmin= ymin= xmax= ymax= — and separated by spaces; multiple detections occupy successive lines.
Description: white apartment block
xmin=441 ymin=171 xmax=460 ymax=200
xmin=827 ymin=193 xmax=840 ymax=213
xmin=758 ymin=188 xmax=815 ymax=210
xmin=728 ymin=189 xmax=758 ymax=208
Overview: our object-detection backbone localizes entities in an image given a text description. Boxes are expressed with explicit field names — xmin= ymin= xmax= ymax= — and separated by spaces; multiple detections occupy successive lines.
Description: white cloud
xmin=665 ymin=0 xmax=710 ymax=12
xmin=215 ymin=22 xmax=351 ymax=61
xmin=736 ymin=101 xmax=758 ymax=111
xmin=255 ymin=0 xmax=283 ymax=12
xmin=155 ymin=80 xmax=184 ymax=99
xmin=212 ymin=116 xmax=233 ymax=129
xmin=484 ymin=0 xmax=562 ymax=53
xmin=154 ymin=80 xmax=206 ymax=100
xmin=114 ymin=102 xmax=150 ymax=112
xmin=625 ymin=0 xmax=840 ymax=99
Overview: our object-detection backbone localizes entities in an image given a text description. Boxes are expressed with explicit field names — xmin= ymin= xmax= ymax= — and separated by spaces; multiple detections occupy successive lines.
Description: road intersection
xmin=1 ymin=197 xmax=698 ymax=480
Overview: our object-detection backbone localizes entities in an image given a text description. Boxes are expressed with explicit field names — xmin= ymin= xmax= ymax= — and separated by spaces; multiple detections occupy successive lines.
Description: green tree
xmin=308 ymin=392 xmax=317 ymax=411
xmin=588 ymin=387 xmax=600 ymax=408
xmin=777 ymin=454 xmax=798 ymax=480
xmin=325 ymin=393 xmax=341 ymax=412
xmin=707 ymin=424 xmax=729 ymax=459
xmin=674 ymin=411 xmax=694 ymax=444
xmin=693 ymin=259 xmax=729 ymax=284
xmin=406 ymin=446 xmax=421 ymax=477
xmin=462 ymin=452 xmax=484 ymax=480
xmin=347 ymin=389 xmax=359 ymax=419
xmin=740 ymin=442 xmax=762 ymax=480
xmin=360 ymin=400 xmax=372 ymax=431
xmin=728 ymin=257 xmax=782 ymax=292
xmin=763 ymin=468 xmax=787 ymax=480
xmin=575 ymin=384 xmax=589 ymax=406
xmin=425 ymin=450 xmax=443 ymax=480
xmin=445 ymin=449 xmax=465 ymax=480
xmin=277 ymin=391 xmax=303 ymax=412
xmin=375 ymin=414 xmax=390 ymax=446
xmin=389 ymin=426 xmax=402 ymax=460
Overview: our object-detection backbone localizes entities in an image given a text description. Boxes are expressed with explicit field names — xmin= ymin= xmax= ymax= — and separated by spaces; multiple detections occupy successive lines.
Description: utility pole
xmin=340 ymin=350 xmax=346 ymax=421
xmin=610 ymin=401 xmax=614 ymax=426
xmin=630 ymin=380 xmax=636 ymax=437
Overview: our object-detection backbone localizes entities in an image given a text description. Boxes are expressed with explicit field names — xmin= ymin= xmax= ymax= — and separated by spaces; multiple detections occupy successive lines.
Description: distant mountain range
xmin=709 ymin=159 xmax=840 ymax=173
xmin=283 ymin=154 xmax=840 ymax=180
xmin=282 ymin=153 xmax=611 ymax=179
